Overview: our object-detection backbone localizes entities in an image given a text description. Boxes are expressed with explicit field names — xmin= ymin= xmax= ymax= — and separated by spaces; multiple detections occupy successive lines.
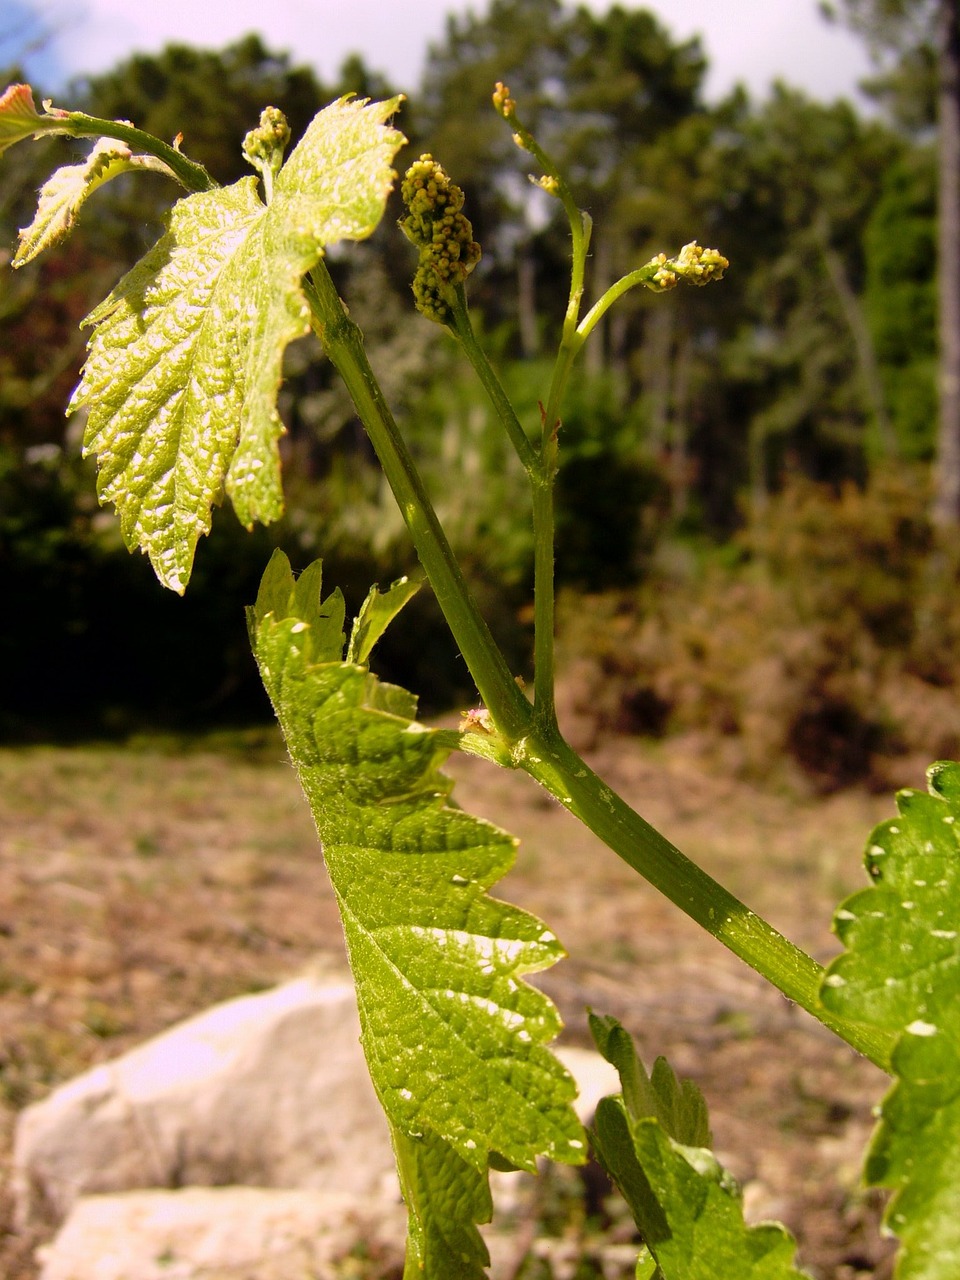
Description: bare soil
xmin=0 ymin=730 xmax=907 ymax=1277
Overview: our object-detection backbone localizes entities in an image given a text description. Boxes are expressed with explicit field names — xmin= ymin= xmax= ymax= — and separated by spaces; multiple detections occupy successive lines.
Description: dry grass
xmin=0 ymin=729 xmax=909 ymax=1277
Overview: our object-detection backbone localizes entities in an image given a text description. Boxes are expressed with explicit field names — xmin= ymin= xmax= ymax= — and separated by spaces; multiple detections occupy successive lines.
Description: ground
xmin=0 ymin=729 xmax=906 ymax=1278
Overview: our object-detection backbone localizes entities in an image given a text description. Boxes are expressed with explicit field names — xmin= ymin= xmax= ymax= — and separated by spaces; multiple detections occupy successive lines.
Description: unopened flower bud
xmin=492 ymin=82 xmax=516 ymax=121
xmin=242 ymin=107 xmax=291 ymax=196
xmin=642 ymin=242 xmax=728 ymax=293
xmin=401 ymin=154 xmax=480 ymax=324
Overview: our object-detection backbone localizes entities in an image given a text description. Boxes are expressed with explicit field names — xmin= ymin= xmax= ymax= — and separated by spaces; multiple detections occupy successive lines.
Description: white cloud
xmin=27 ymin=0 xmax=875 ymax=106
xmin=641 ymin=1 xmax=874 ymax=103
xmin=30 ymin=0 xmax=455 ymax=91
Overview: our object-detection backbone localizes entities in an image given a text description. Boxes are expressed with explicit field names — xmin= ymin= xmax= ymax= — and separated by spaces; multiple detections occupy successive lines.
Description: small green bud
xmin=242 ymin=106 xmax=291 ymax=199
xmin=492 ymin=82 xmax=516 ymax=121
xmin=400 ymin=154 xmax=480 ymax=324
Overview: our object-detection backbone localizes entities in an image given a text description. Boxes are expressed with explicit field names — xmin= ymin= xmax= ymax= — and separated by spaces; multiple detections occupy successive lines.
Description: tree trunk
xmin=516 ymin=244 xmax=539 ymax=358
xmin=814 ymin=213 xmax=897 ymax=458
xmin=642 ymin=304 xmax=673 ymax=453
xmin=933 ymin=0 xmax=960 ymax=525
xmin=748 ymin=422 xmax=770 ymax=520
xmin=669 ymin=332 xmax=693 ymax=519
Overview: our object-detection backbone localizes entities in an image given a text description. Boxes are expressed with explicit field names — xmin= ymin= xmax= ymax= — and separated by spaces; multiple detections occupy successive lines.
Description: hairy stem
xmin=54 ymin=111 xmax=216 ymax=192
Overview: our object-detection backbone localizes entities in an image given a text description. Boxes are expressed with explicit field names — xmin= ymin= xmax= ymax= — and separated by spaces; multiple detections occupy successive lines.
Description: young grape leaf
xmin=70 ymin=97 xmax=404 ymax=593
xmin=249 ymin=553 xmax=584 ymax=1273
xmin=589 ymin=1012 xmax=710 ymax=1148
xmin=14 ymin=138 xmax=176 ymax=267
xmin=347 ymin=575 xmax=421 ymax=666
xmin=591 ymin=1014 xmax=808 ymax=1280
xmin=821 ymin=761 xmax=960 ymax=1280
xmin=392 ymin=1127 xmax=491 ymax=1280
xmin=0 ymin=84 xmax=73 ymax=155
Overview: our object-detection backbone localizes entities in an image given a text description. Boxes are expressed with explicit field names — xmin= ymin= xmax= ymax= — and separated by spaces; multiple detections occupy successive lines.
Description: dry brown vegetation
xmin=557 ymin=473 xmax=960 ymax=797
xmin=0 ymin=729 xmax=907 ymax=1277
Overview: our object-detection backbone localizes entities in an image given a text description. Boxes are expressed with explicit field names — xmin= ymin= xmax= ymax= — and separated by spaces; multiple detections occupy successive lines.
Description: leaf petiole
xmin=38 ymin=105 xmax=217 ymax=193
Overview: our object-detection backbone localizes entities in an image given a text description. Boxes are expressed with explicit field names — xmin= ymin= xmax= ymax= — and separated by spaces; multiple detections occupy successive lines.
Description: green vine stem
xmin=447 ymin=288 xmax=541 ymax=479
xmin=529 ymin=475 xmax=559 ymax=730
xmin=39 ymin=105 xmax=216 ymax=192
xmin=485 ymin=85 xmax=598 ymax=731
xmin=445 ymin=288 xmax=560 ymax=729
xmin=305 ymin=260 xmax=534 ymax=746
xmin=492 ymin=80 xmax=591 ymax=460
xmin=492 ymin=80 xmax=591 ymax=349
xmin=577 ymin=245 xmax=727 ymax=344
xmin=542 ymin=247 xmax=729 ymax=466
xmin=304 ymin=257 xmax=896 ymax=1074
xmin=517 ymin=729 xmax=896 ymax=1071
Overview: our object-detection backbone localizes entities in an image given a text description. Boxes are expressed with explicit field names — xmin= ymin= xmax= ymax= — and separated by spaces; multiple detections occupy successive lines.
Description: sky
xmin=3 ymin=0 xmax=876 ymax=107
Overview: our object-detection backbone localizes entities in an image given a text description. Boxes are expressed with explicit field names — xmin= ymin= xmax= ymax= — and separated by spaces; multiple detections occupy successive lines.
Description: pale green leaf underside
xmin=393 ymin=1127 xmax=491 ymax=1280
xmin=348 ymin=575 xmax=422 ymax=665
xmin=822 ymin=761 xmax=960 ymax=1280
xmin=595 ymin=1104 xmax=808 ymax=1280
xmin=251 ymin=555 xmax=583 ymax=1179
xmin=15 ymin=139 xmax=174 ymax=266
xmin=592 ymin=1015 xmax=806 ymax=1280
xmin=71 ymin=96 xmax=404 ymax=592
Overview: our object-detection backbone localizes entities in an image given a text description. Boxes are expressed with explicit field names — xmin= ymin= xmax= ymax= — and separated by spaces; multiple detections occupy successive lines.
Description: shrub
xmin=557 ymin=469 xmax=960 ymax=788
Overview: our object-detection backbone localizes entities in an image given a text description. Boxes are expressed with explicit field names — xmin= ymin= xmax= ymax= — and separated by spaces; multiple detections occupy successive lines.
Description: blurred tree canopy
xmin=0 ymin=1 xmax=944 ymax=739
xmin=824 ymin=0 xmax=959 ymax=522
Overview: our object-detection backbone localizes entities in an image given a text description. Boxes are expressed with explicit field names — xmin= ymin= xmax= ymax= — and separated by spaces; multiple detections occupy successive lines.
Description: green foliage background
xmin=0 ymin=2 xmax=942 ymax=772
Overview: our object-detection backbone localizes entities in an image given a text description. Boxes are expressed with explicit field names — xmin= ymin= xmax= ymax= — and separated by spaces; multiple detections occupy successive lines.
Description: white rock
xmin=13 ymin=972 xmax=398 ymax=1228
xmin=36 ymin=1186 xmax=406 ymax=1280
xmin=553 ymin=1045 xmax=621 ymax=1123
xmin=14 ymin=956 xmax=622 ymax=1246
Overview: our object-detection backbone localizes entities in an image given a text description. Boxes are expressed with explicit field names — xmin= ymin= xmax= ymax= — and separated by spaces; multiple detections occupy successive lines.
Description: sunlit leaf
xmin=591 ymin=1014 xmax=807 ymax=1280
xmin=250 ymin=552 xmax=585 ymax=1277
xmin=14 ymin=138 xmax=176 ymax=267
xmin=71 ymin=97 xmax=405 ymax=592
xmin=822 ymin=761 xmax=960 ymax=1280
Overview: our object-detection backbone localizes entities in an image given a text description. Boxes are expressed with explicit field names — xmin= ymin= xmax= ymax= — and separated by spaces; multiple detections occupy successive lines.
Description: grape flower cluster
xmin=400 ymin=154 xmax=481 ymax=324
xmin=645 ymin=241 xmax=729 ymax=292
